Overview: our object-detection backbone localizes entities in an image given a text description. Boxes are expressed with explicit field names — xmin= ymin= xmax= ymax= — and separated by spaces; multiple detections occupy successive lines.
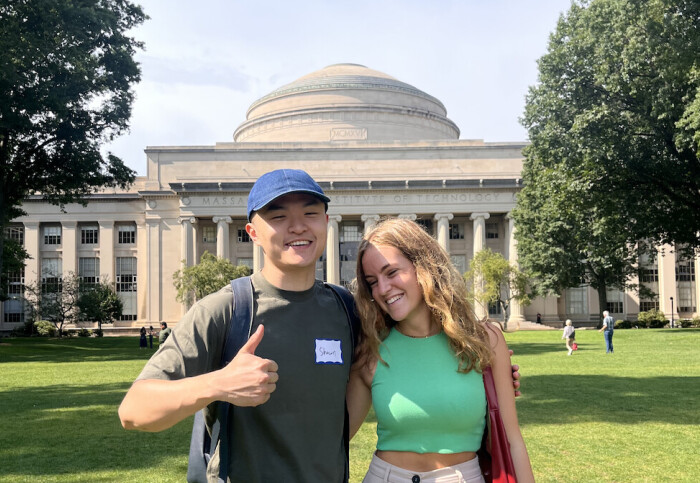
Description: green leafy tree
xmin=0 ymin=0 xmax=147 ymax=296
xmin=515 ymin=0 xmax=697 ymax=315
xmin=520 ymin=0 xmax=700 ymax=253
xmin=24 ymin=271 xmax=83 ymax=336
xmin=464 ymin=248 xmax=531 ymax=327
xmin=1 ymin=234 xmax=27 ymax=301
xmin=173 ymin=251 xmax=251 ymax=306
xmin=77 ymin=278 xmax=123 ymax=333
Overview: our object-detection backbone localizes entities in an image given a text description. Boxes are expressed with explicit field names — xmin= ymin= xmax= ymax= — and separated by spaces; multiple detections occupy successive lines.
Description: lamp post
xmin=670 ymin=296 xmax=674 ymax=328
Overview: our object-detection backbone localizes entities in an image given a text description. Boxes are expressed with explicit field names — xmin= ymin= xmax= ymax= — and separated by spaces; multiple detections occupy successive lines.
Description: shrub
xmin=34 ymin=320 xmax=56 ymax=337
xmin=77 ymin=328 xmax=91 ymax=337
xmin=637 ymin=309 xmax=668 ymax=329
xmin=679 ymin=319 xmax=693 ymax=328
xmin=615 ymin=320 xmax=633 ymax=329
xmin=92 ymin=328 xmax=104 ymax=337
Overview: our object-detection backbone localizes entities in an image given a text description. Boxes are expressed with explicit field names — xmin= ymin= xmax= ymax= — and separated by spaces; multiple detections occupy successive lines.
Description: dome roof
xmin=233 ymin=64 xmax=459 ymax=142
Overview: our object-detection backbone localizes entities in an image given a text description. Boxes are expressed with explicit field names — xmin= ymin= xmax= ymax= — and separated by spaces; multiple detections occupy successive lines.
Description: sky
xmin=105 ymin=0 xmax=573 ymax=176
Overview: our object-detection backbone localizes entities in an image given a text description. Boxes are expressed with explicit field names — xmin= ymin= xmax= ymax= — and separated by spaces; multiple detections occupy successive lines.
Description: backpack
xmin=186 ymin=276 xmax=360 ymax=483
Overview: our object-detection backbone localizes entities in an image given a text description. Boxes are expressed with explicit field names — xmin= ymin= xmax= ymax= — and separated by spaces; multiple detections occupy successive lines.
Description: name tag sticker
xmin=315 ymin=339 xmax=343 ymax=364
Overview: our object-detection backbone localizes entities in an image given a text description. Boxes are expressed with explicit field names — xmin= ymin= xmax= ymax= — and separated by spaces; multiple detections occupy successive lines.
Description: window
xmin=202 ymin=226 xmax=216 ymax=243
xmin=450 ymin=255 xmax=467 ymax=275
xmin=488 ymin=302 xmax=502 ymax=315
xmin=237 ymin=258 xmax=253 ymax=269
xmin=4 ymin=226 xmax=24 ymax=245
xmin=486 ymin=223 xmax=499 ymax=239
xmin=237 ymin=228 xmax=251 ymax=243
xmin=677 ymin=284 xmax=696 ymax=313
xmin=43 ymin=225 xmax=61 ymax=245
xmin=340 ymin=223 xmax=361 ymax=242
xmin=640 ymin=268 xmax=658 ymax=283
xmin=449 ymin=223 xmax=464 ymax=240
xmin=416 ymin=219 xmax=433 ymax=235
xmin=606 ymin=288 xmax=624 ymax=314
xmin=567 ymin=286 xmax=587 ymax=315
xmin=340 ymin=222 xmax=361 ymax=286
xmin=81 ymin=225 xmax=98 ymax=245
xmin=676 ymin=260 xmax=695 ymax=282
xmin=639 ymin=300 xmax=659 ymax=312
xmin=116 ymin=257 xmax=137 ymax=321
xmin=3 ymin=269 xmax=24 ymax=322
xmin=118 ymin=224 xmax=136 ymax=244
xmin=79 ymin=257 xmax=100 ymax=285
xmin=41 ymin=258 xmax=62 ymax=293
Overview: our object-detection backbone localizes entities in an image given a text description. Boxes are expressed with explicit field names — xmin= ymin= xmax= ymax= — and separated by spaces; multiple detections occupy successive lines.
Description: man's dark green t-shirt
xmin=136 ymin=272 xmax=353 ymax=482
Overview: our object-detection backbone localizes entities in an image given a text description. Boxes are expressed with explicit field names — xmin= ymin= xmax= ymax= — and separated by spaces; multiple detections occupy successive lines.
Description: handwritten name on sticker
xmin=315 ymin=339 xmax=343 ymax=364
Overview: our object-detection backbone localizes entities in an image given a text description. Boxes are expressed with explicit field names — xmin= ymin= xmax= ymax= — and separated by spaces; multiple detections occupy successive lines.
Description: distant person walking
xmin=139 ymin=326 xmax=147 ymax=349
xmin=536 ymin=313 xmax=542 ymax=324
xmin=158 ymin=322 xmax=171 ymax=345
xmin=599 ymin=310 xmax=614 ymax=353
xmin=562 ymin=319 xmax=575 ymax=355
xmin=148 ymin=325 xmax=154 ymax=349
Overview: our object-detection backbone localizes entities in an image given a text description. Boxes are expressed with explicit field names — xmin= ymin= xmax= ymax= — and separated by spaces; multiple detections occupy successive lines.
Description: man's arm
xmin=119 ymin=325 xmax=278 ymax=432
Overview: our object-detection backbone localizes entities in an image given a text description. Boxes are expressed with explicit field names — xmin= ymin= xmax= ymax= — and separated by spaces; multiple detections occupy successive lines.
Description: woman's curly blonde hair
xmin=354 ymin=217 xmax=492 ymax=372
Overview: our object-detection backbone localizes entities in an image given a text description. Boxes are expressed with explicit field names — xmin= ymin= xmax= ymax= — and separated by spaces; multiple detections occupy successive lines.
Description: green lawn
xmin=1 ymin=329 xmax=698 ymax=482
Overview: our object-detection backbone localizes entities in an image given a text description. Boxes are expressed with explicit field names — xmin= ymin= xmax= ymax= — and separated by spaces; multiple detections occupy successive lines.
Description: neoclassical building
xmin=2 ymin=64 xmax=697 ymax=332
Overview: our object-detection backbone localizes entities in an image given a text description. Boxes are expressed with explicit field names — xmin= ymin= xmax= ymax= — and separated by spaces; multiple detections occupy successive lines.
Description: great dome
xmin=233 ymin=63 xmax=460 ymax=142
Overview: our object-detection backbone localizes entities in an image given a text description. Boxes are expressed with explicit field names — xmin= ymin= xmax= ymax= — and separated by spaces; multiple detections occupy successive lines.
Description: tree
xmin=24 ymin=271 xmax=83 ymax=336
xmin=512 ymin=161 xmax=652 ymax=317
xmin=173 ymin=251 xmax=251 ymax=306
xmin=520 ymin=0 xmax=700 ymax=254
xmin=77 ymin=278 xmax=123 ymax=333
xmin=0 ymin=0 xmax=147 ymax=296
xmin=464 ymin=248 xmax=531 ymax=328
xmin=0 ymin=233 xmax=27 ymax=301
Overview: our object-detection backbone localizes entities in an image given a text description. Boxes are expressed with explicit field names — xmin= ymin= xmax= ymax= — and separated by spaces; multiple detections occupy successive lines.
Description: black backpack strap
xmin=217 ymin=276 xmax=254 ymax=482
xmin=187 ymin=276 xmax=253 ymax=483
xmin=325 ymin=282 xmax=361 ymax=483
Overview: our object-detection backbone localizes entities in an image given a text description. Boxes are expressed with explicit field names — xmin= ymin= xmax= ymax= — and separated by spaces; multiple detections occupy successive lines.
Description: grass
xmin=1 ymin=329 xmax=699 ymax=482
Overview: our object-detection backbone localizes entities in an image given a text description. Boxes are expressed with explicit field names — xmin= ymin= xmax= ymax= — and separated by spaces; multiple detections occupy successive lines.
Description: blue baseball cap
xmin=247 ymin=169 xmax=330 ymax=220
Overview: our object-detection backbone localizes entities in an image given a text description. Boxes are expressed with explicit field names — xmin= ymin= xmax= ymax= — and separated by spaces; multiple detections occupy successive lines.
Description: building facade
xmin=2 ymin=64 xmax=698 ymax=332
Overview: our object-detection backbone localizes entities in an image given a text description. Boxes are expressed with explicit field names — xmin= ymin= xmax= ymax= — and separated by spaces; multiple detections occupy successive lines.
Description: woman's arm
xmin=486 ymin=324 xmax=535 ymax=483
xmin=346 ymin=358 xmax=374 ymax=439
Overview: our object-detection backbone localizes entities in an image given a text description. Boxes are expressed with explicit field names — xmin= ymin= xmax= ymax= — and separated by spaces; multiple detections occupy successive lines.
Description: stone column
xmin=212 ymin=216 xmax=232 ymax=260
xmin=253 ymin=245 xmax=264 ymax=273
xmin=98 ymin=220 xmax=115 ymax=286
xmin=506 ymin=213 xmax=525 ymax=324
xmin=179 ymin=217 xmax=196 ymax=268
xmin=657 ymin=245 xmax=677 ymax=321
xmin=191 ymin=218 xmax=199 ymax=265
xmin=136 ymin=220 xmax=148 ymax=323
xmin=23 ymin=222 xmax=41 ymax=291
xmin=361 ymin=214 xmax=380 ymax=236
xmin=470 ymin=212 xmax=491 ymax=320
xmin=145 ymin=218 xmax=163 ymax=320
xmin=326 ymin=215 xmax=342 ymax=285
xmin=61 ymin=221 xmax=77 ymax=279
xmin=434 ymin=213 xmax=454 ymax=252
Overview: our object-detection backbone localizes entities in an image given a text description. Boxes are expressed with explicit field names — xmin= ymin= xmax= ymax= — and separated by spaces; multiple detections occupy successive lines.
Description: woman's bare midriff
xmin=375 ymin=450 xmax=477 ymax=472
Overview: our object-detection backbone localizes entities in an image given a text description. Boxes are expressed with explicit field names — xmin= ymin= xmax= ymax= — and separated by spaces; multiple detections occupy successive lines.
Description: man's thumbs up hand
xmin=210 ymin=325 xmax=279 ymax=407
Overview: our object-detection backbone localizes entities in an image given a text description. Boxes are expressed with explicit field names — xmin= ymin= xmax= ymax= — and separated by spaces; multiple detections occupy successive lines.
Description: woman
xmin=139 ymin=326 xmax=147 ymax=349
xmin=347 ymin=218 xmax=534 ymax=483
xmin=562 ymin=319 xmax=575 ymax=355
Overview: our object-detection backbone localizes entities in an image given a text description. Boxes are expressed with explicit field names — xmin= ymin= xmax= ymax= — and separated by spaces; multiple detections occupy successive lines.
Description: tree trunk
xmin=596 ymin=280 xmax=608 ymax=328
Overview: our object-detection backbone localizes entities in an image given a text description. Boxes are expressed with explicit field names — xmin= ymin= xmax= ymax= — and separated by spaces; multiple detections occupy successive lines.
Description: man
xmin=599 ymin=310 xmax=614 ymax=353
xmin=158 ymin=322 xmax=172 ymax=345
xmin=119 ymin=169 xmax=521 ymax=482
